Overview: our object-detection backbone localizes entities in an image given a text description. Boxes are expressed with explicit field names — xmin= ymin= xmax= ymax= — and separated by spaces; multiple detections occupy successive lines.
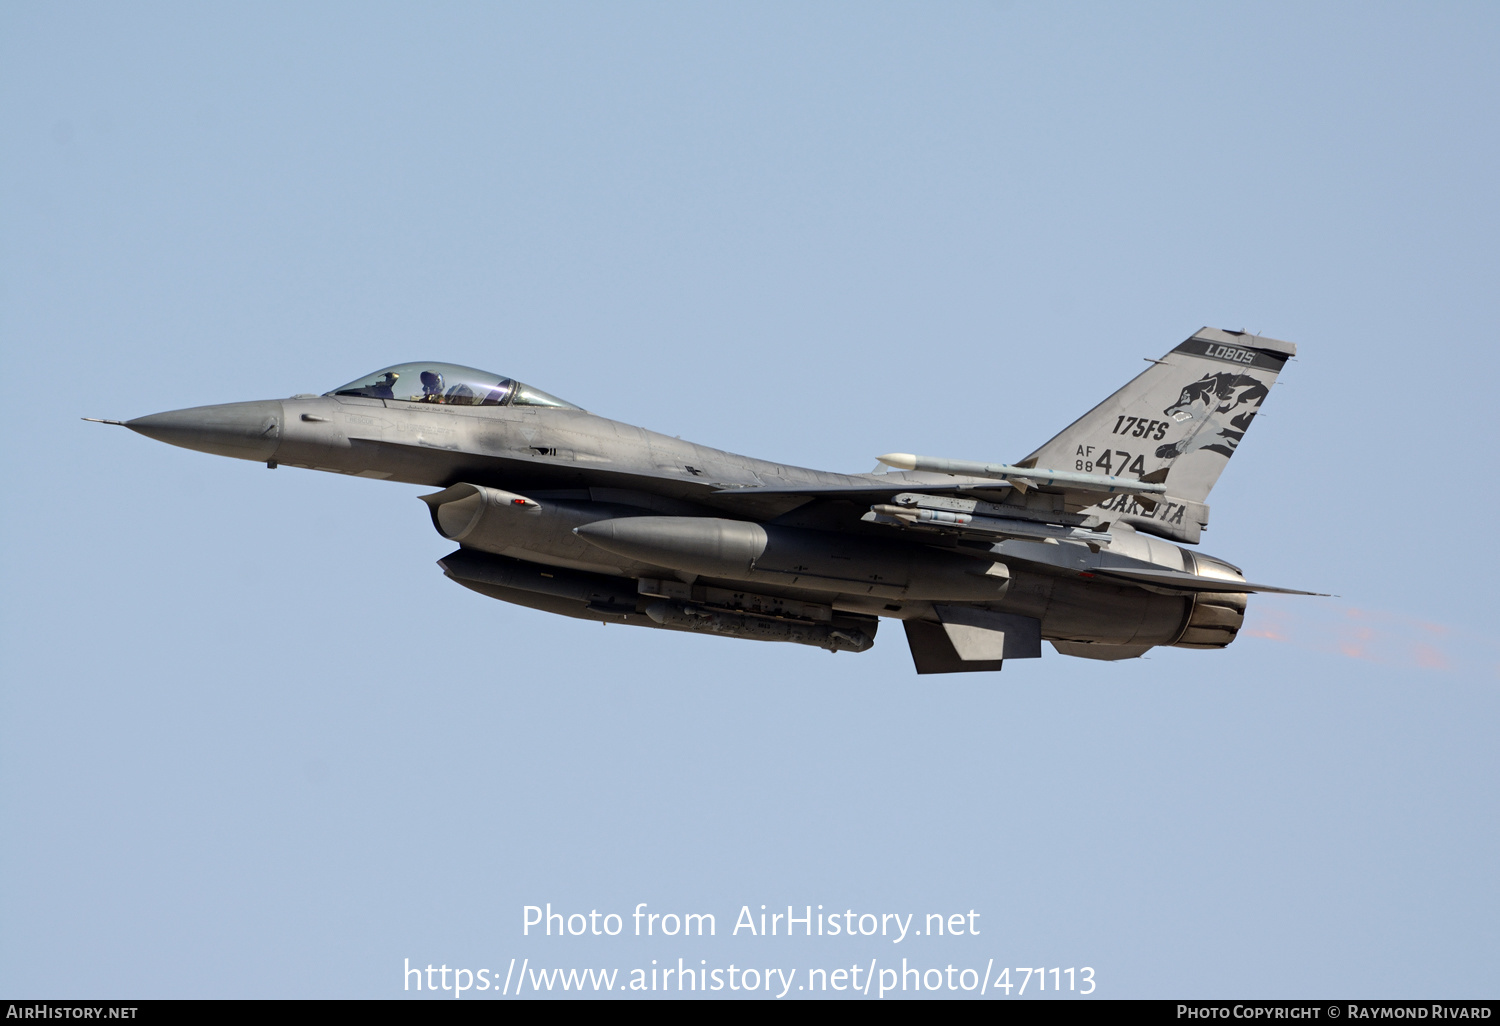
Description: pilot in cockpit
xmin=419 ymin=370 xmax=445 ymax=402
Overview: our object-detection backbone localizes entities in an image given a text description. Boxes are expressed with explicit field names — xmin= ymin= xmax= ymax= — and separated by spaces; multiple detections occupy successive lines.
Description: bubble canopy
xmin=327 ymin=362 xmax=581 ymax=410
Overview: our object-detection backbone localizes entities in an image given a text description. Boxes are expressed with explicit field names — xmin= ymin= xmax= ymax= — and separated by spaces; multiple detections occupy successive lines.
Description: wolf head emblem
xmin=1155 ymin=372 xmax=1269 ymax=460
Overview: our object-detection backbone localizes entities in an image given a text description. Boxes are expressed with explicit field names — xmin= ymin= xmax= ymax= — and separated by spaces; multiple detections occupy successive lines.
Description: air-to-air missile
xmin=92 ymin=328 xmax=1322 ymax=673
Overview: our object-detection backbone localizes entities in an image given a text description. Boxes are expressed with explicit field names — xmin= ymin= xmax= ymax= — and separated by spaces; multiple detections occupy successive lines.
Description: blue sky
xmin=2 ymin=1 xmax=1496 ymax=999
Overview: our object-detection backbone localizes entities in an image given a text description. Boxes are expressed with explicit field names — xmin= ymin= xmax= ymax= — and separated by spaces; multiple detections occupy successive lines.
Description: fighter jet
xmin=91 ymin=327 xmax=1320 ymax=673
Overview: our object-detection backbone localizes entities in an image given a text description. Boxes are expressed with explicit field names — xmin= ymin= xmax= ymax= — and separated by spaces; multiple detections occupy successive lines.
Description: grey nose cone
xmin=127 ymin=400 xmax=284 ymax=462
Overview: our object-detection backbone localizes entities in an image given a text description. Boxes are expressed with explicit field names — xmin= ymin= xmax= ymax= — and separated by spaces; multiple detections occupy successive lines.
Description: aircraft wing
xmin=715 ymin=466 xmax=1167 ymax=513
xmin=346 ymin=436 xmax=1015 ymax=514
xmin=710 ymin=481 xmax=1013 ymax=500
xmin=344 ymin=437 xmax=827 ymax=519
xmin=343 ymin=436 xmax=755 ymax=499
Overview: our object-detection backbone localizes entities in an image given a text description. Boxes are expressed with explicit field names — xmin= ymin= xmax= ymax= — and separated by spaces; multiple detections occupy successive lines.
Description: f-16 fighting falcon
xmin=90 ymin=327 xmax=1321 ymax=673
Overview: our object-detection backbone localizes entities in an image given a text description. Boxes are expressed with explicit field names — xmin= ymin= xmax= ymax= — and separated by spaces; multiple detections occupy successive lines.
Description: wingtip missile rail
xmin=876 ymin=453 xmax=1168 ymax=497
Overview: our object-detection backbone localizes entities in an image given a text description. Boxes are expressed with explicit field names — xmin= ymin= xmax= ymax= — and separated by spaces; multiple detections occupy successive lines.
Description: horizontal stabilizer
xmin=1090 ymin=565 xmax=1326 ymax=596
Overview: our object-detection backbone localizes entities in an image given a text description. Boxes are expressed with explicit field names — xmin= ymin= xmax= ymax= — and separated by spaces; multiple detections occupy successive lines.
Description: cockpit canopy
xmin=327 ymin=362 xmax=581 ymax=410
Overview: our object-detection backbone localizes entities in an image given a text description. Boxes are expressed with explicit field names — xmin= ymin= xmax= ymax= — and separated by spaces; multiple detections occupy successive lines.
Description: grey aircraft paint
xmin=95 ymin=328 xmax=1322 ymax=674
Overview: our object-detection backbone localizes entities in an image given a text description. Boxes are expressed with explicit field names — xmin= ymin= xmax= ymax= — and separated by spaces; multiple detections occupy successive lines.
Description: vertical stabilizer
xmin=1020 ymin=327 xmax=1295 ymax=542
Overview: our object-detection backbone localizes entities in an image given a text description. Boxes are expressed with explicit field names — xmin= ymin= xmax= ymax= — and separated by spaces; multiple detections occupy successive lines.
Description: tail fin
xmin=1020 ymin=327 xmax=1295 ymax=543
